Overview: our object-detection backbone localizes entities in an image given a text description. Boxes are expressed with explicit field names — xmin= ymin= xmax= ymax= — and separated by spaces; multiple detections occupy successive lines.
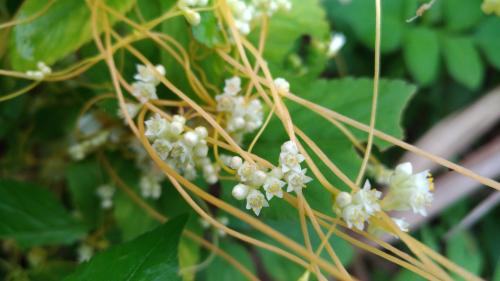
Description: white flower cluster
xmin=215 ymin=76 xmax=263 ymax=143
xmin=139 ymin=166 xmax=165 ymax=199
xmin=96 ymin=184 xmax=115 ymax=209
xmin=178 ymin=0 xmax=208 ymax=26
xmin=382 ymin=162 xmax=434 ymax=216
xmin=230 ymin=140 xmax=312 ymax=216
xmin=131 ymin=64 xmax=165 ymax=104
xmin=26 ymin=62 xmax=52 ymax=80
xmin=334 ymin=162 xmax=434 ymax=233
xmin=227 ymin=0 xmax=292 ymax=35
xmin=145 ymin=113 xmax=219 ymax=186
xmin=334 ymin=180 xmax=381 ymax=231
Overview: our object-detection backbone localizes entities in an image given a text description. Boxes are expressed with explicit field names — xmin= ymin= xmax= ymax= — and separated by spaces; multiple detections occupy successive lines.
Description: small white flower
xmin=279 ymin=141 xmax=305 ymax=173
xmin=194 ymin=126 xmax=208 ymax=139
xmin=273 ymin=77 xmax=290 ymax=95
xmin=37 ymin=61 xmax=52 ymax=75
xmin=26 ymin=70 xmax=44 ymax=80
xmin=285 ymin=169 xmax=312 ymax=193
xmin=134 ymin=64 xmax=165 ymax=86
xmin=246 ymin=189 xmax=269 ymax=216
xmin=183 ymin=131 xmax=200 ymax=147
xmin=248 ymin=170 xmax=267 ymax=186
xmin=140 ymin=172 xmax=163 ymax=199
xmin=145 ymin=114 xmax=168 ymax=140
xmin=263 ymin=170 xmax=285 ymax=200
xmin=77 ymin=244 xmax=93 ymax=263
xmin=69 ymin=144 xmax=86 ymax=160
xmin=342 ymin=204 xmax=368 ymax=231
xmin=223 ymin=76 xmax=242 ymax=95
xmin=352 ymin=180 xmax=381 ymax=215
xmin=383 ymin=162 xmax=434 ymax=216
xmin=152 ymin=139 xmax=173 ymax=160
xmin=327 ymin=33 xmax=346 ymax=58
xmin=237 ymin=161 xmax=258 ymax=182
xmin=132 ymin=81 xmax=158 ymax=104
xmin=96 ymin=184 xmax=115 ymax=209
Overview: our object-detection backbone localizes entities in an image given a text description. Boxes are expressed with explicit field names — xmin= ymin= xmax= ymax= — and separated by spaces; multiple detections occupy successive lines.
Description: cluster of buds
xmin=334 ymin=162 xmax=434 ymax=233
xmin=226 ymin=0 xmax=292 ymax=35
xmin=230 ymin=140 xmax=312 ymax=216
xmin=482 ymin=0 xmax=500 ymax=16
xmin=26 ymin=61 xmax=52 ymax=80
xmin=200 ymin=216 xmax=229 ymax=237
xmin=145 ymin=113 xmax=219 ymax=186
xmin=216 ymin=77 xmax=264 ymax=143
xmin=178 ymin=0 xmax=209 ymax=26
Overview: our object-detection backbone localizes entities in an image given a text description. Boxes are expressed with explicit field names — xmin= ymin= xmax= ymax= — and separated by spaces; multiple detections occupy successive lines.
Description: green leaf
xmin=475 ymin=17 xmax=500 ymax=71
xmin=442 ymin=36 xmax=484 ymax=90
xmin=255 ymin=0 xmax=329 ymax=64
xmin=443 ymin=0 xmax=483 ymax=32
xmin=64 ymin=215 xmax=187 ymax=281
xmin=446 ymin=231 xmax=483 ymax=280
xmin=9 ymin=0 xmax=135 ymax=70
xmin=403 ymin=27 xmax=440 ymax=86
xmin=0 ymin=179 xmax=86 ymax=248
xmin=192 ymin=6 xmax=224 ymax=48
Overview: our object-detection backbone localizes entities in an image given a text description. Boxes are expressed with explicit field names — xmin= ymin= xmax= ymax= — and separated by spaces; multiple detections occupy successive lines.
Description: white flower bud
xmin=335 ymin=192 xmax=352 ymax=208
xmin=170 ymin=121 xmax=184 ymax=136
xmin=232 ymin=183 xmax=250 ymax=200
xmin=229 ymin=156 xmax=243 ymax=169
xmin=194 ymin=126 xmax=208 ymax=139
xmin=183 ymin=131 xmax=199 ymax=147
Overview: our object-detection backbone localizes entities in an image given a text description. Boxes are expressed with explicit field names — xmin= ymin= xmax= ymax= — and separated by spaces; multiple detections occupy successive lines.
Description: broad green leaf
xmin=0 ymin=179 xmax=86 ymax=248
xmin=66 ymin=160 xmax=104 ymax=228
xmin=493 ymin=261 xmax=500 ymax=281
xmin=442 ymin=36 xmax=484 ymax=90
xmin=475 ymin=17 xmax=500 ymax=71
xmin=403 ymin=27 xmax=440 ymax=86
xmin=114 ymin=191 xmax=159 ymax=241
xmin=443 ymin=0 xmax=483 ymax=32
xmin=446 ymin=231 xmax=483 ymax=280
xmin=9 ymin=0 xmax=135 ymax=70
xmin=64 ymin=215 xmax=187 ymax=281
xmin=256 ymin=0 xmax=329 ymax=64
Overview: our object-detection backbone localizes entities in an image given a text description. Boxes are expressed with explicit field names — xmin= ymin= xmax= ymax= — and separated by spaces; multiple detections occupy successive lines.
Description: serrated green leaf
xmin=443 ymin=0 xmax=483 ymax=32
xmin=442 ymin=35 xmax=484 ymax=90
xmin=9 ymin=0 xmax=135 ymax=70
xmin=64 ymin=215 xmax=187 ymax=281
xmin=0 ymin=179 xmax=86 ymax=248
xmin=403 ymin=27 xmax=440 ymax=86
xmin=475 ymin=17 xmax=500 ymax=71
